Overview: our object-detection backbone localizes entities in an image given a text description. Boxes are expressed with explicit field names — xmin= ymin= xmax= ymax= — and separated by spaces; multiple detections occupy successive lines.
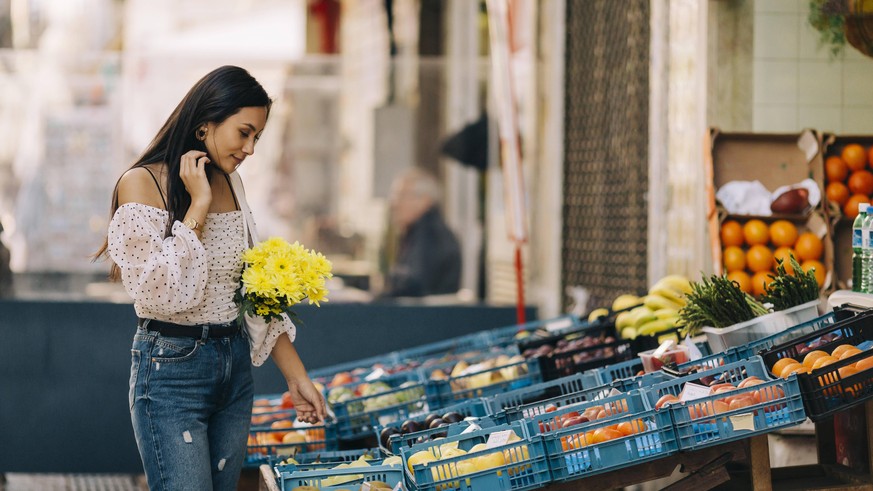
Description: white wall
xmin=752 ymin=0 xmax=873 ymax=133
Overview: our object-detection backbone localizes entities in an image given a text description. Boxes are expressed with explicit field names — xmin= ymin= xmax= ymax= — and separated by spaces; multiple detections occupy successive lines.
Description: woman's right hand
xmin=179 ymin=150 xmax=212 ymax=207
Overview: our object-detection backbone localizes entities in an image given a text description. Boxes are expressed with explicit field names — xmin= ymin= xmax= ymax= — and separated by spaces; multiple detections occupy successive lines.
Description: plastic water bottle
xmin=852 ymin=202 xmax=869 ymax=292
xmin=863 ymin=206 xmax=873 ymax=293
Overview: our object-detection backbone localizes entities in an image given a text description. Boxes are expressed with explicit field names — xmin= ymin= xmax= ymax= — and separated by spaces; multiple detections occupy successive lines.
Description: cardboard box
xmin=705 ymin=128 xmax=832 ymax=292
xmin=821 ymin=134 xmax=873 ymax=291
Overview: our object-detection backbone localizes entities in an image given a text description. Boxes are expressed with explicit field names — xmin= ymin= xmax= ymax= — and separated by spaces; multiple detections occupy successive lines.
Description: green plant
xmin=808 ymin=0 xmax=848 ymax=58
xmin=678 ymin=275 xmax=769 ymax=337
xmin=761 ymin=255 xmax=820 ymax=311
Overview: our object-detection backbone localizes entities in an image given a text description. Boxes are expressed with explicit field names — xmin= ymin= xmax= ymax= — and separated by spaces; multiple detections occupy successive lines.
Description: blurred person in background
xmin=94 ymin=66 xmax=325 ymax=491
xmin=380 ymin=167 xmax=461 ymax=298
xmin=0 ymin=220 xmax=11 ymax=298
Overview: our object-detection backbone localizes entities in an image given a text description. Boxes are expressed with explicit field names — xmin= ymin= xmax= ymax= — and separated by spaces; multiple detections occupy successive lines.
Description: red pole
xmin=515 ymin=244 xmax=526 ymax=324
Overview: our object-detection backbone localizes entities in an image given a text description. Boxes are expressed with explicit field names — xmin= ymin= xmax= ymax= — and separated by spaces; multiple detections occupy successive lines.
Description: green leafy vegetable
xmin=761 ymin=255 xmax=820 ymax=311
xmin=679 ymin=274 xmax=769 ymax=337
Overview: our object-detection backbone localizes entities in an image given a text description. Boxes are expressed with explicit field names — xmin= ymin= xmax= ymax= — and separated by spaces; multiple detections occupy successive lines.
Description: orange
xmin=844 ymin=194 xmax=870 ymax=219
xmin=795 ymin=232 xmax=823 ymax=261
xmin=771 ymin=357 xmax=799 ymax=377
xmin=826 ymin=155 xmax=850 ymax=182
xmin=826 ymin=181 xmax=850 ymax=207
xmin=838 ymin=347 xmax=863 ymax=360
xmin=779 ymin=362 xmax=804 ymax=378
xmin=592 ymin=428 xmax=623 ymax=443
xmin=769 ymin=220 xmax=798 ymax=248
xmin=752 ymin=270 xmax=773 ymax=297
xmin=848 ymin=170 xmax=873 ymax=196
xmin=801 ymin=259 xmax=826 ymax=287
xmin=802 ymin=350 xmax=829 ymax=369
xmin=616 ymin=419 xmax=645 ymax=436
xmin=831 ymin=345 xmax=856 ymax=359
xmin=720 ymin=220 xmax=745 ymax=247
xmin=747 ymin=245 xmax=774 ymax=273
xmin=812 ymin=355 xmax=839 ymax=371
xmin=773 ymin=247 xmax=797 ymax=274
xmin=843 ymin=144 xmax=868 ymax=171
xmin=869 ymin=145 xmax=873 ymax=167
xmin=855 ymin=356 xmax=873 ymax=372
xmin=743 ymin=219 xmax=770 ymax=246
xmin=839 ymin=365 xmax=859 ymax=380
xmin=727 ymin=271 xmax=752 ymax=294
xmin=723 ymin=246 xmax=747 ymax=273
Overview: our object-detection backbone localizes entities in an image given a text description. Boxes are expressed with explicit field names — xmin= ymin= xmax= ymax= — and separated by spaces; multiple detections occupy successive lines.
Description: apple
xmin=473 ymin=450 xmax=506 ymax=471
xmin=655 ymin=394 xmax=680 ymax=410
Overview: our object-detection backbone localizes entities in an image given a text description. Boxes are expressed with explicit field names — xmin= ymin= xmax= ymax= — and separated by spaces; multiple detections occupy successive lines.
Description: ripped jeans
xmin=129 ymin=324 xmax=254 ymax=491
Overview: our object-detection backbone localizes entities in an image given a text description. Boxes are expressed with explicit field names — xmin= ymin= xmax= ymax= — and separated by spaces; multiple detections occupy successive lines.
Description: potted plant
xmin=808 ymin=0 xmax=873 ymax=58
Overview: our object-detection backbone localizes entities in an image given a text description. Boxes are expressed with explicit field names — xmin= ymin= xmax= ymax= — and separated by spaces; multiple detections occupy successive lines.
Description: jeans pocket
xmin=129 ymin=349 xmax=141 ymax=411
xmin=152 ymin=336 xmax=202 ymax=363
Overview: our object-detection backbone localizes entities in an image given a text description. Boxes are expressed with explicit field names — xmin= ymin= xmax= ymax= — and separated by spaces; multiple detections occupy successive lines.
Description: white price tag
xmin=460 ymin=422 xmax=482 ymax=435
xmin=545 ymin=317 xmax=574 ymax=332
xmin=485 ymin=430 xmax=513 ymax=448
xmin=608 ymin=388 xmax=623 ymax=397
xmin=797 ymin=129 xmax=819 ymax=162
xmin=728 ymin=413 xmax=756 ymax=432
xmin=365 ymin=368 xmax=387 ymax=381
xmin=680 ymin=383 xmax=712 ymax=402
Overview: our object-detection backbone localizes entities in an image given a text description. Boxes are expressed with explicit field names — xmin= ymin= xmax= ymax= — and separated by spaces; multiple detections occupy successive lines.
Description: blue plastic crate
xmin=401 ymin=422 xmax=550 ymax=491
xmin=587 ymin=358 xmax=671 ymax=392
xmin=376 ymin=399 xmax=492 ymax=455
xmin=641 ymin=356 xmax=807 ymax=451
xmin=424 ymin=359 xmax=543 ymax=408
xmin=245 ymin=417 xmax=338 ymax=468
xmin=278 ymin=463 xmax=404 ymax=491
xmin=488 ymin=315 xmax=587 ymax=346
xmin=522 ymin=390 xmax=678 ymax=482
xmin=328 ymin=381 xmax=430 ymax=441
xmin=309 ymin=352 xmax=404 ymax=386
xmin=498 ymin=380 xmax=628 ymax=424
xmin=732 ymin=311 xmax=837 ymax=360
xmin=484 ymin=372 xmax=601 ymax=422
xmin=386 ymin=417 xmax=500 ymax=456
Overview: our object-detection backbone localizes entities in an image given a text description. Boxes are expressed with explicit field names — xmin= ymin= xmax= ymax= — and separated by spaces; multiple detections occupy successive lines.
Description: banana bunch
xmin=616 ymin=275 xmax=692 ymax=340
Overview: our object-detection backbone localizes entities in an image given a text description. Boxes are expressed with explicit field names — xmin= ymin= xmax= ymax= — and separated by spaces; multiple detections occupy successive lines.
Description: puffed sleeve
xmin=107 ymin=203 xmax=208 ymax=315
xmin=245 ymin=311 xmax=297 ymax=367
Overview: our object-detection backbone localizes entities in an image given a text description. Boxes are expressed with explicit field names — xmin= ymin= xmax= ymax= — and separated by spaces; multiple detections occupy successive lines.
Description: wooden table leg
xmin=748 ymin=434 xmax=772 ymax=491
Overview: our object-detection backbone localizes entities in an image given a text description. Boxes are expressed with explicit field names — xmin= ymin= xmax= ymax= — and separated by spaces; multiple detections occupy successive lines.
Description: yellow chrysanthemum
xmin=238 ymin=237 xmax=333 ymax=321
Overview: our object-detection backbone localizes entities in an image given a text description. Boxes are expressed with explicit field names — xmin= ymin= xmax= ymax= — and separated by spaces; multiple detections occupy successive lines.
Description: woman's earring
xmin=196 ymin=128 xmax=207 ymax=141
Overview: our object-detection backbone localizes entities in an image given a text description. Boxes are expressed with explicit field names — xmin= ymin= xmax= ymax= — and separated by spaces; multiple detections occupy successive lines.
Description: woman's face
xmin=204 ymin=106 xmax=268 ymax=174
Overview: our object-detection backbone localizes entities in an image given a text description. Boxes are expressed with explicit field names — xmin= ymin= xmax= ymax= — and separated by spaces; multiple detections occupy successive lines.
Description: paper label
xmin=683 ymin=336 xmax=704 ymax=361
xmin=652 ymin=339 xmax=676 ymax=359
xmin=485 ymin=430 xmax=513 ymax=448
xmin=545 ymin=317 xmax=574 ymax=332
xmin=460 ymin=422 xmax=482 ymax=435
xmin=797 ymin=129 xmax=819 ymax=162
xmin=365 ymin=368 xmax=386 ymax=381
xmin=680 ymin=383 xmax=712 ymax=402
xmin=728 ymin=413 xmax=756 ymax=432
xmin=608 ymin=388 xmax=623 ymax=398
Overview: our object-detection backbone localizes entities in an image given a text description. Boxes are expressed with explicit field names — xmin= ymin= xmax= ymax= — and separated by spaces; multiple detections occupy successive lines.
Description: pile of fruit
xmin=720 ymin=219 xmax=825 ymax=296
xmin=327 ymin=380 xmax=425 ymax=415
xmin=770 ymin=342 xmax=872 ymax=380
xmin=430 ymin=354 xmax=528 ymax=391
xmin=614 ymin=275 xmax=692 ymax=341
xmin=404 ymin=430 xmax=531 ymax=485
xmin=247 ymin=419 xmax=327 ymax=457
xmin=522 ymin=334 xmax=616 ymax=365
xmin=824 ymin=143 xmax=873 ymax=218
xmin=654 ymin=376 xmax=785 ymax=418
xmin=285 ymin=454 xmax=402 ymax=491
xmin=379 ymin=410 xmax=467 ymax=449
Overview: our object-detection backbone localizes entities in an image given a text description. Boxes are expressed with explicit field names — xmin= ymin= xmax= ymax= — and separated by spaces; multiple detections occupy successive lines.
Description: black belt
xmin=138 ymin=318 xmax=240 ymax=339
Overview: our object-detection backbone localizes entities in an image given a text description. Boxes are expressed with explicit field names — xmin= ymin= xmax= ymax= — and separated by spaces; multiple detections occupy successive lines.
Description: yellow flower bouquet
xmin=234 ymin=237 xmax=333 ymax=323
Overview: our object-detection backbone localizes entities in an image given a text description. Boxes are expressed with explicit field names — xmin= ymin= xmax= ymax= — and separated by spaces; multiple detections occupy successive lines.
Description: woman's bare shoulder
xmin=117 ymin=165 xmax=167 ymax=210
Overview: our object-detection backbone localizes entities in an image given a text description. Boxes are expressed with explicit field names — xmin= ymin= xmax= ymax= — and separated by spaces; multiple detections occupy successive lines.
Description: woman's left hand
xmin=287 ymin=377 xmax=327 ymax=424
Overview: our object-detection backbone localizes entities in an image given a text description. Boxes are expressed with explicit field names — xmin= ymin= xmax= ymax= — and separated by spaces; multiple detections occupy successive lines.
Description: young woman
xmin=95 ymin=65 xmax=325 ymax=490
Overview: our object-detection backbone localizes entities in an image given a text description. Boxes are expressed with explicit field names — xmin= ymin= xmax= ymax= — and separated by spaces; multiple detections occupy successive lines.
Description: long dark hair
xmin=94 ymin=65 xmax=272 ymax=279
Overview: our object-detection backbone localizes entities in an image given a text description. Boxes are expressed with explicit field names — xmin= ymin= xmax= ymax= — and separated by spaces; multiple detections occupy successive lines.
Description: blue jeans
xmin=129 ymin=324 xmax=254 ymax=491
